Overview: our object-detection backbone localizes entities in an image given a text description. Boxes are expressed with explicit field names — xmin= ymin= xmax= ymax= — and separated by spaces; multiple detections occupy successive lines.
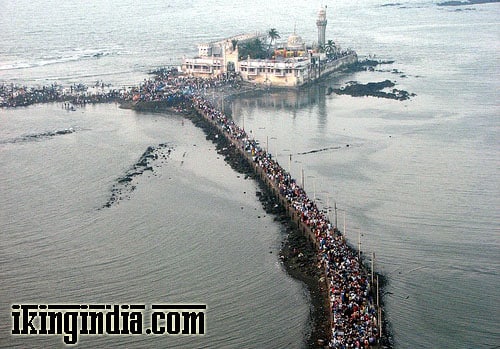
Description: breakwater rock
xmin=0 ymin=128 xmax=77 ymax=145
xmin=344 ymin=58 xmax=409 ymax=78
xmin=27 ymin=128 xmax=75 ymax=138
xmin=184 ymin=110 xmax=256 ymax=177
xmin=345 ymin=59 xmax=395 ymax=73
xmin=182 ymin=106 xmax=331 ymax=348
xmin=280 ymin=222 xmax=332 ymax=348
xmin=102 ymin=143 xmax=173 ymax=208
xmin=328 ymin=80 xmax=416 ymax=101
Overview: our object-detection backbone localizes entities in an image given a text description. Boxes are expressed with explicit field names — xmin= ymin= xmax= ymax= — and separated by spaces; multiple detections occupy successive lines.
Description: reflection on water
xmin=229 ymin=84 xmax=328 ymax=114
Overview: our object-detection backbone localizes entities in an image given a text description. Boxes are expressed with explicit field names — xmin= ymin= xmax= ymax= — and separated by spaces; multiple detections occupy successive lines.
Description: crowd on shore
xmin=119 ymin=68 xmax=242 ymax=105
xmin=2 ymin=69 xmax=382 ymax=347
xmin=190 ymin=93 xmax=380 ymax=348
xmin=0 ymin=82 xmax=124 ymax=108
xmin=0 ymin=67 xmax=243 ymax=110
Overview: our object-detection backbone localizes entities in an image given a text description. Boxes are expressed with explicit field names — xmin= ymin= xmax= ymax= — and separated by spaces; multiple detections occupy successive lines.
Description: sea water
xmin=1 ymin=0 xmax=499 ymax=348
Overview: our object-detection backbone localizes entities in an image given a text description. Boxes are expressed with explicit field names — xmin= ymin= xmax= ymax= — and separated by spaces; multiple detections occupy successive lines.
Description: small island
xmin=181 ymin=6 xmax=358 ymax=88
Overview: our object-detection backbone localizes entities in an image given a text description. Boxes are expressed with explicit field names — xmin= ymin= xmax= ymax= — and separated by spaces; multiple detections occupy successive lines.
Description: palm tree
xmin=324 ymin=40 xmax=337 ymax=58
xmin=267 ymin=28 xmax=281 ymax=58
xmin=231 ymin=39 xmax=238 ymax=51
xmin=238 ymin=38 xmax=266 ymax=59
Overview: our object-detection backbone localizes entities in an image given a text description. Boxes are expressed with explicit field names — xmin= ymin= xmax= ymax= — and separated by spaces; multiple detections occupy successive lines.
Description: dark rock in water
xmin=54 ymin=128 xmax=74 ymax=135
xmin=332 ymin=80 xmax=415 ymax=101
xmin=16 ymin=128 xmax=76 ymax=143
xmin=102 ymin=142 xmax=174 ymax=208
xmin=345 ymin=59 xmax=395 ymax=73
xmin=118 ymin=176 xmax=132 ymax=183
xmin=381 ymin=2 xmax=404 ymax=6
xmin=186 ymin=110 xmax=254 ymax=177
xmin=279 ymin=221 xmax=331 ymax=348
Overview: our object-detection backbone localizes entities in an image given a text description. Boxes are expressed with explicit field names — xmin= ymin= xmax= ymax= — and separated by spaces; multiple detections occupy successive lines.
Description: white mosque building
xmin=181 ymin=7 xmax=357 ymax=87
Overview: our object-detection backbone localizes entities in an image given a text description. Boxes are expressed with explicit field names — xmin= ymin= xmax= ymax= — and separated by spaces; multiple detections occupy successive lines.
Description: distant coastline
xmin=437 ymin=0 xmax=500 ymax=6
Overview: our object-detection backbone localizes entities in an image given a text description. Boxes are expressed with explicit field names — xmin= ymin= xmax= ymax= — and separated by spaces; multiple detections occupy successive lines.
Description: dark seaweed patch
xmin=102 ymin=143 xmax=173 ymax=208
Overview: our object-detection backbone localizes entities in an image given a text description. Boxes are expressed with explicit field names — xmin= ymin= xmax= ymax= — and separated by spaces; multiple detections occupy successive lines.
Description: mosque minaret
xmin=316 ymin=6 xmax=328 ymax=47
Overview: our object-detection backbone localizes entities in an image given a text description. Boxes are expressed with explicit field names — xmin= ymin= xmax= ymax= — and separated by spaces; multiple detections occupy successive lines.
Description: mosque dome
xmin=287 ymin=33 xmax=305 ymax=50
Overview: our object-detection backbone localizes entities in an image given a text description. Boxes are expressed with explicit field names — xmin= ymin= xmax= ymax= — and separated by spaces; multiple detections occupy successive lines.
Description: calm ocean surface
xmin=1 ymin=1 xmax=499 ymax=348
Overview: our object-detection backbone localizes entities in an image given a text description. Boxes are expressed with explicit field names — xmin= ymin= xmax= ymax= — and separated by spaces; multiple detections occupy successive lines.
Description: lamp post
xmin=270 ymin=136 xmax=277 ymax=162
xmin=307 ymin=175 xmax=316 ymax=201
xmin=371 ymin=252 xmax=375 ymax=286
xmin=334 ymin=201 xmax=338 ymax=230
xmin=344 ymin=210 xmax=347 ymax=238
xmin=332 ymin=205 xmax=346 ymax=236
xmin=358 ymin=229 xmax=362 ymax=261
xmin=293 ymin=159 xmax=304 ymax=189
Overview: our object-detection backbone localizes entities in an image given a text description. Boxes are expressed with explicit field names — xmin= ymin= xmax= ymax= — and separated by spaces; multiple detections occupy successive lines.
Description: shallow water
xmin=1 ymin=0 xmax=500 ymax=348
xmin=0 ymin=103 xmax=310 ymax=348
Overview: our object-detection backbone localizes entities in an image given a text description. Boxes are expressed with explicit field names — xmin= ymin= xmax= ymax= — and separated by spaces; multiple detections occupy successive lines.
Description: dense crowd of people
xmin=119 ymin=68 xmax=241 ymax=104
xmin=0 ymin=68 xmax=239 ymax=109
xmin=2 ymin=68 xmax=382 ymax=347
xmin=190 ymin=93 xmax=381 ymax=348
xmin=0 ymin=82 xmax=121 ymax=108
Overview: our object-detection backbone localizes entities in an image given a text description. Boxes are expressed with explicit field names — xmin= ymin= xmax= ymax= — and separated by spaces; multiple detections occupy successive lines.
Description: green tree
xmin=324 ymin=40 xmax=337 ymax=58
xmin=231 ymin=39 xmax=238 ymax=51
xmin=267 ymin=28 xmax=281 ymax=57
xmin=238 ymin=38 xmax=267 ymax=60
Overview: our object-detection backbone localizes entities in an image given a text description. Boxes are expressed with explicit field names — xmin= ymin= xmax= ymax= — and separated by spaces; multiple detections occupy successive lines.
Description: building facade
xmin=181 ymin=7 xmax=357 ymax=87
